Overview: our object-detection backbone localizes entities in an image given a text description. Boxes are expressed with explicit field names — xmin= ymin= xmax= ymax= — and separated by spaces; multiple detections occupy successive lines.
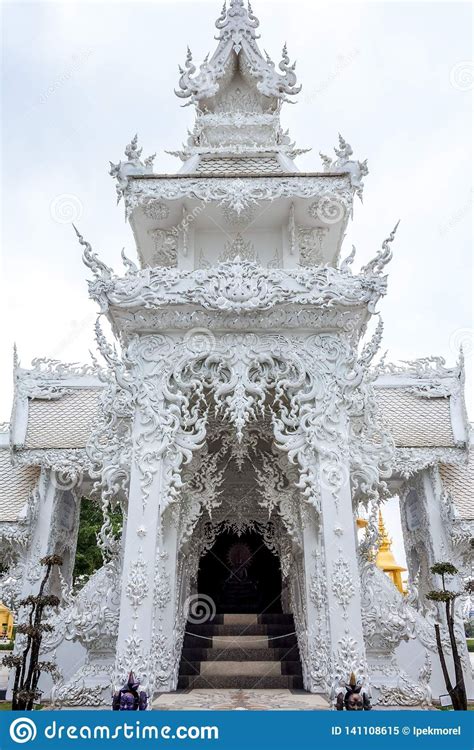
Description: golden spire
xmin=375 ymin=511 xmax=407 ymax=594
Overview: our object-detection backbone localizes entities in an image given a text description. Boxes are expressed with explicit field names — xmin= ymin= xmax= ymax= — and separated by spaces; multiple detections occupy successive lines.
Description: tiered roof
xmin=1 ymin=355 xmax=471 ymax=524
xmin=171 ymin=0 xmax=303 ymax=173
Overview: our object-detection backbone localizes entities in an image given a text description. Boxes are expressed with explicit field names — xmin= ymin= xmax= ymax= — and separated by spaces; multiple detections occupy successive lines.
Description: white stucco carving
xmin=1 ymin=0 xmax=472 ymax=711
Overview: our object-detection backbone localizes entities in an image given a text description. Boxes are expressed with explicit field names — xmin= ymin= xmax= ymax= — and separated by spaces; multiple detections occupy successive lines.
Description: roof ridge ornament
xmin=372 ymin=355 xmax=458 ymax=379
xmin=320 ymin=134 xmax=368 ymax=201
xmin=361 ymin=222 xmax=400 ymax=276
xmin=109 ymin=134 xmax=155 ymax=203
xmin=358 ymin=317 xmax=385 ymax=371
xmin=215 ymin=0 xmax=260 ymax=49
xmin=175 ymin=0 xmax=301 ymax=106
xmin=73 ymin=224 xmax=114 ymax=283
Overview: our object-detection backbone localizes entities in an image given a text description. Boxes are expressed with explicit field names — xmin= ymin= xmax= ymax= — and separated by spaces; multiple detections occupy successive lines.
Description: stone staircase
xmin=178 ymin=613 xmax=303 ymax=689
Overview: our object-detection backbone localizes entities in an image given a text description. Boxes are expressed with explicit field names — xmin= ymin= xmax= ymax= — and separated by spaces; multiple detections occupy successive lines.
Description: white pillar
xmin=8 ymin=468 xmax=70 ymax=695
xmin=151 ymin=512 xmax=180 ymax=693
xmin=303 ymin=452 xmax=367 ymax=697
xmin=17 ymin=469 xmax=58 ymax=596
xmin=115 ymin=453 xmax=181 ymax=697
xmin=300 ymin=510 xmax=330 ymax=693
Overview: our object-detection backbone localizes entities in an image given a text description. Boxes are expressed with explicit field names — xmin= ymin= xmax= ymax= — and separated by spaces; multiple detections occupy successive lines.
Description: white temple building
xmin=0 ymin=0 xmax=472 ymax=708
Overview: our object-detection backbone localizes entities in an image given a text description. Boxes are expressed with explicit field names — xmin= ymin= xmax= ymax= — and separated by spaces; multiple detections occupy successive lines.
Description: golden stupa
xmin=375 ymin=511 xmax=407 ymax=594
xmin=0 ymin=601 xmax=14 ymax=640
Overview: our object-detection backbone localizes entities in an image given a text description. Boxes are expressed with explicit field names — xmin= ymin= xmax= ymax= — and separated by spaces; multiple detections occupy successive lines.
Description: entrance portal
xmin=197 ymin=531 xmax=282 ymax=614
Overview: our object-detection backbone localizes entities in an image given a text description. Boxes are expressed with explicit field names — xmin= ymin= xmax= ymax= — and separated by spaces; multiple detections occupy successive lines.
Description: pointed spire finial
xmin=340 ymin=244 xmax=356 ymax=273
xmin=73 ymin=225 xmax=113 ymax=282
xmin=361 ymin=221 xmax=400 ymax=276
xmin=175 ymin=0 xmax=301 ymax=118
xmin=378 ymin=510 xmax=391 ymax=549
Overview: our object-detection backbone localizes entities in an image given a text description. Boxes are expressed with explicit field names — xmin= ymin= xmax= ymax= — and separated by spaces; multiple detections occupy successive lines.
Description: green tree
xmin=426 ymin=562 xmax=468 ymax=711
xmin=3 ymin=556 xmax=62 ymax=710
xmin=73 ymin=498 xmax=122 ymax=582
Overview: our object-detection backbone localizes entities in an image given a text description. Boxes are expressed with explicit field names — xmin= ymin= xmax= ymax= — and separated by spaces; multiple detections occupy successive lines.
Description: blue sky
xmin=1 ymin=0 xmax=472 ymax=563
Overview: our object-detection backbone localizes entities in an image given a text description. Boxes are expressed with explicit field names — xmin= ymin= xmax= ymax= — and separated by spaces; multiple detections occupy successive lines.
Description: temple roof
xmin=9 ymin=381 xmax=463 ymax=452
xmin=171 ymin=0 xmax=304 ymax=172
xmin=175 ymin=1 xmax=301 ymax=108
xmin=0 ymin=432 xmax=39 ymax=524
xmin=23 ymin=390 xmax=101 ymax=450
xmin=0 ymin=357 xmax=471 ymax=524
xmin=376 ymin=389 xmax=456 ymax=448
xmin=440 ymin=456 xmax=474 ymax=520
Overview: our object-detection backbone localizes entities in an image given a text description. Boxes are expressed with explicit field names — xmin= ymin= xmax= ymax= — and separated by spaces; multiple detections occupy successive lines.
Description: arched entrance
xmin=197 ymin=530 xmax=282 ymax=614
xmin=177 ymin=523 xmax=303 ymax=690
xmin=174 ymin=423 xmax=308 ymax=690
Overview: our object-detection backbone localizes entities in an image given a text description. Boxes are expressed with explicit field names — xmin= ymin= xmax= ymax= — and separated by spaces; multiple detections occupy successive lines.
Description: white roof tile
xmin=18 ymin=386 xmax=458 ymax=451
xmin=24 ymin=390 xmax=101 ymax=449
xmin=440 ymin=457 xmax=474 ymax=520
xmin=0 ymin=450 xmax=39 ymax=522
xmin=376 ymin=389 xmax=455 ymax=448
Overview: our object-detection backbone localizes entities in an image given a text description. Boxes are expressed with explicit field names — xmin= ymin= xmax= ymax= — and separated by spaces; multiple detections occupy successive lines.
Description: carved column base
xmin=368 ymin=652 xmax=432 ymax=707
xmin=302 ymin=628 xmax=332 ymax=695
xmin=52 ymin=652 xmax=114 ymax=708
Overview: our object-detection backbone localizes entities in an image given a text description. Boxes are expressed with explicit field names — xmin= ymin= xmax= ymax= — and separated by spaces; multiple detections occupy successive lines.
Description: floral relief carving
xmin=154 ymin=551 xmax=171 ymax=610
xmin=297 ymin=227 xmax=327 ymax=266
xmin=148 ymin=228 xmax=178 ymax=267
xmin=124 ymin=175 xmax=354 ymax=218
xmin=332 ymin=631 xmax=367 ymax=688
xmin=331 ymin=551 xmax=356 ymax=618
xmin=125 ymin=549 xmax=149 ymax=611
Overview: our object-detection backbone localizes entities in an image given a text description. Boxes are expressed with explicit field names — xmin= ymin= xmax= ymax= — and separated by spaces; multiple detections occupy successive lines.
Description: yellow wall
xmin=0 ymin=602 xmax=14 ymax=640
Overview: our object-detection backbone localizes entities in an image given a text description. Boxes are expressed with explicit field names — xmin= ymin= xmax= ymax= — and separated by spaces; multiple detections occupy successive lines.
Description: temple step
xmin=210 ymin=613 xmax=294 ymax=626
xmin=180 ymin=659 xmax=302 ymax=676
xmin=178 ymin=612 xmax=303 ymax=691
xmin=183 ymin=633 xmax=297 ymax=650
xmin=177 ymin=674 xmax=304 ymax=690
xmin=181 ymin=646 xmax=300 ymax=662
xmin=186 ymin=623 xmax=296 ymax=637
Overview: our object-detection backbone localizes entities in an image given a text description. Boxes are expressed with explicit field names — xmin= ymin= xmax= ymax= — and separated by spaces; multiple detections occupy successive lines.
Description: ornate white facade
xmin=1 ymin=0 xmax=472 ymax=707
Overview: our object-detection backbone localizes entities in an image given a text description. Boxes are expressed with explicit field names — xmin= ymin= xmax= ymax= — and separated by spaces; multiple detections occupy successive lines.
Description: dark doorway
xmin=197 ymin=531 xmax=282 ymax=613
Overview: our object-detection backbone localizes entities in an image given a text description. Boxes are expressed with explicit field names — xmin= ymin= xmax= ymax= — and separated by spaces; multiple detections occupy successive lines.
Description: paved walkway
xmin=0 ymin=665 xmax=9 ymax=693
xmin=0 ymin=668 xmax=10 ymax=699
xmin=151 ymin=690 xmax=438 ymax=711
xmin=152 ymin=689 xmax=330 ymax=710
